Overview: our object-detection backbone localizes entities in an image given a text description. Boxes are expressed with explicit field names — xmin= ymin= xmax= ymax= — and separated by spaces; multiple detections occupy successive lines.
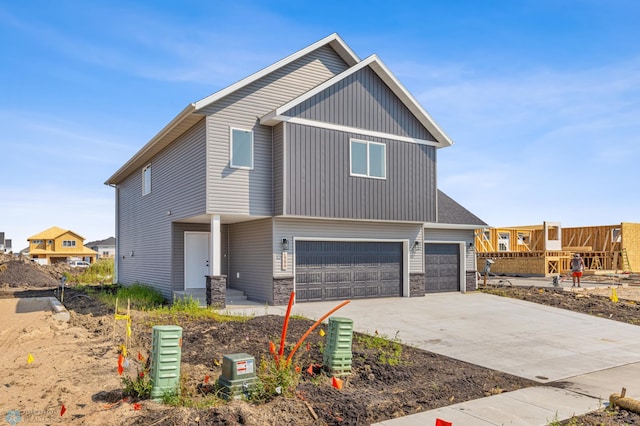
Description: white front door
xmin=185 ymin=232 xmax=210 ymax=289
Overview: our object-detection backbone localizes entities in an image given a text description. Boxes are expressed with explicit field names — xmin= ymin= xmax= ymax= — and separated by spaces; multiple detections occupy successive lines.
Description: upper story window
xmin=350 ymin=139 xmax=386 ymax=179
xmin=62 ymin=240 xmax=77 ymax=247
xmin=230 ymin=128 xmax=254 ymax=169
xmin=32 ymin=239 xmax=43 ymax=245
xmin=142 ymin=163 xmax=152 ymax=195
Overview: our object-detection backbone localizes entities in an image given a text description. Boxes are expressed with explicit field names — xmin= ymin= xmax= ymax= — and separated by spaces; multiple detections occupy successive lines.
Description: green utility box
xmin=217 ymin=353 xmax=258 ymax=399
xmin=149 ymin=325 xmax=183 ymax=401
xmin=323 ymin=317 xmax=354 ymax=376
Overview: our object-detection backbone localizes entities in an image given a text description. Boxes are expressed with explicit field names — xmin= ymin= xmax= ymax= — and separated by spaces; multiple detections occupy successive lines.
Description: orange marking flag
xmin=332 ymin=377 xmax=343 ymax=390
xmin=60 ymin=405 xmax=66 ymax=416
xmin=435 ymin=419 xmax=452 ymax=426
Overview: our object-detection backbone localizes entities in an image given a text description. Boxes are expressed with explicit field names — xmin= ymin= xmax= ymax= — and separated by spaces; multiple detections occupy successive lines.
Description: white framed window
xmin=350 ymin=139 xmax=386 ymax=179
xmin=612 ymin=228 xmax=621 ymax=243
xmin=142 ymin=163 xmax=152 ymax=196
xmin=62 ymin=240 xmax=77 ymax=247
xmin=498 ymin=232 xmax=510 ymax=252
xmin=230 ymin=128 xmax=254 ymax=169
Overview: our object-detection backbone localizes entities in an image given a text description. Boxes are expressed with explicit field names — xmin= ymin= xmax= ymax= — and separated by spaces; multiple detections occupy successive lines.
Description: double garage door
xmin=424 ymin=243 xmax=460 ymax=293
xmin=295 ymin=241 xmax=403 ymax=302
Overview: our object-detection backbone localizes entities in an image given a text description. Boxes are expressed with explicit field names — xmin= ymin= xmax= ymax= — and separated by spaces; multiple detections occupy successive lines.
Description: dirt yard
xmin=1 ymin=258 xmax=639 ymax=425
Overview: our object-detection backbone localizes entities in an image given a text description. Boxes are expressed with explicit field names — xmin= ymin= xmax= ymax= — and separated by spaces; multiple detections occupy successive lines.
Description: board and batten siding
xmin=273 ymin=218 xmax=423 ymax=278
xmin=285 ymin=66 xmax=436 ymax=141
xmin=201 ymin=45 xmax=350 ymax=216
xmin=273 ymin=123 xmax=284 ymax=216
xmin=228 ymin=219 xmax=273 ymax=303
xmin=283 ymin=123 xmax=436 ymax=222
xmin=116 ymin=120 xmax=207 ymax=299
xmin=424 ymin=228 xmax=476 ymax=272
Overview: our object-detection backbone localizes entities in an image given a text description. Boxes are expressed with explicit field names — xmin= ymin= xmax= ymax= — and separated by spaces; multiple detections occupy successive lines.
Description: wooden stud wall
xmin=475 ymin=222 xmax=640 ymax=275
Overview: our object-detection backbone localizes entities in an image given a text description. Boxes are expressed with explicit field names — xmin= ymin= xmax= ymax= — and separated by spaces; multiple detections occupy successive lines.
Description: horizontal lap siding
xmin=286 ymin=124 xmax=436 ymax=222
xmin=117 ymin=120 xmax=206 ymax=300
xmin=273 ymin=218 xmax=423 ymax=277
xmin=201 ymin=46 xmax=349 ymax=216
xmin=286 ymin=66 xmax=435 ymax=141
xmin=228 ymin=219 xmax=273 ymax=303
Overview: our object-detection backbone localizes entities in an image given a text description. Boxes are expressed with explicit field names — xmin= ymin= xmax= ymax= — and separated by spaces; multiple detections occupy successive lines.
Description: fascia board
xmin=261 ymin=54 xmax=454 ymax=148
xmin=424 ymin=223 xmax=482 ymax=230
xmin=261 ymin=56 xmax=377 ymax=125
xmin=194 ymin=33 xmax=360 ymax=111
xmin=105 ymin=104 xmax=197 ymax=185
xmin=367 ymin=57 xmax=453 ymax=148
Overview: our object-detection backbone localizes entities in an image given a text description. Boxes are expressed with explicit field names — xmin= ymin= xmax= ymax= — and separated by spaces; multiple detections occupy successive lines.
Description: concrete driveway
xmin=226 ymin=291 xmax=640 ymax=424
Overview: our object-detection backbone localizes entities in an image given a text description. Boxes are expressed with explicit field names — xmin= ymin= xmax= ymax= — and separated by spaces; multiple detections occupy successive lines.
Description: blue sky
xmin=1 ymin=0 xmax=639 ymax=250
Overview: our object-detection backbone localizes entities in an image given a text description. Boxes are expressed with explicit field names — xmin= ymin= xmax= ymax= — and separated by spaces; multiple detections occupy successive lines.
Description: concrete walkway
xmin=224 ymin=290 xmax=640 ymax=425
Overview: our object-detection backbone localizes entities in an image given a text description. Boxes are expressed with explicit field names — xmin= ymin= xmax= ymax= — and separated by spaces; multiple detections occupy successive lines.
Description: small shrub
xmin=251 ymin=357 xmax=301 ymax=402
xmin=122 ymin=368 xmax=153 ymax=399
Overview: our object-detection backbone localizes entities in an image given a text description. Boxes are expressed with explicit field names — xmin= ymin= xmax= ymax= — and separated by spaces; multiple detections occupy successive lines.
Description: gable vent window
xmin=230 ymin=128 xmax=254 ymax=169
xmin=350 ymin=139 xmax=386 ymax=179
xmin=142 ymin=163 xmax=152 ymax=196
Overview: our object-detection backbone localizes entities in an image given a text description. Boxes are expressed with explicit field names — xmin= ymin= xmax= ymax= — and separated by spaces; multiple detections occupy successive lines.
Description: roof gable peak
xmin=193 ymin=33 xmax=359 ymax=111
xmin=260 ymin=54 xmax=453 ymax=148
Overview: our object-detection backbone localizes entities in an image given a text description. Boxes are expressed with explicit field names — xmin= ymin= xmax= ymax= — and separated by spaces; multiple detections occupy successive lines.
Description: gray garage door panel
xmin=425 ymin=243 xmax=460 ymax=293
xmin=296 ymin=241 xmax=402 ymax=302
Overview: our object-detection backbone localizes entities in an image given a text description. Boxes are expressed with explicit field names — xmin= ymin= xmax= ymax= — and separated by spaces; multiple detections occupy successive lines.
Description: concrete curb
xmin=49 ymin=297 xmax=70 ymax=322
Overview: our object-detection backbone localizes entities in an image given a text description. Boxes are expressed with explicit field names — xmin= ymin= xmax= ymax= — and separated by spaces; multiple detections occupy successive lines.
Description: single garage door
xmin=295 ymin=241 xmax=403 ymax=302
xmin=425 ymin=243 xmax=460 ymax=293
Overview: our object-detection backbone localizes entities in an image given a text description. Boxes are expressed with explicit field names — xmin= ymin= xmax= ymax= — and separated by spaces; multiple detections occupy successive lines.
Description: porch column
xmin=210 ymin=215 xmax=221 ymax=275
xmin=206 ymin=214 xmax=226 ymax=308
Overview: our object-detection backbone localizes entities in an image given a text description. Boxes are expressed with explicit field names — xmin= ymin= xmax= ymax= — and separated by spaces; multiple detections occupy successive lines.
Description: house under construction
xmin=474 ymin=222 xmax=639 ymax=277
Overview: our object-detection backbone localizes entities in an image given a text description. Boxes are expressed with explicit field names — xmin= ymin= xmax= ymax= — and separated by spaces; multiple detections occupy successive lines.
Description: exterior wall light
xmin=281 ymin=238 xmax=289 ymax=251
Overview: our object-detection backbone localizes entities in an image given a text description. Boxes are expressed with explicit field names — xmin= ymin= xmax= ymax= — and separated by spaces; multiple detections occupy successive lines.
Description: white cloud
xmin=432 ymin=58 xmax=640 ymax=227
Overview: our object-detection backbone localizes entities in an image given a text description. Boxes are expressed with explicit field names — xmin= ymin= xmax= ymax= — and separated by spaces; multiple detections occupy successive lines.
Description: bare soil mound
xmin=0 ymin=260 xmax=59 ymax=287
xmin=0 ymin=253 xmax=73 ymax=288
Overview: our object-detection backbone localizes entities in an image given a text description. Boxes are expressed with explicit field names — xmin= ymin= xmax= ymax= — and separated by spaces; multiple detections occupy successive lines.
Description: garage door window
xmin=350 ymin=140 xmax=386 ymax=179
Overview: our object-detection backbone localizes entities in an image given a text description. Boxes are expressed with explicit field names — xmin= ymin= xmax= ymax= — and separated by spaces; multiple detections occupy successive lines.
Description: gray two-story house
xmin=105 ymin=34 xmax=486 ymax=306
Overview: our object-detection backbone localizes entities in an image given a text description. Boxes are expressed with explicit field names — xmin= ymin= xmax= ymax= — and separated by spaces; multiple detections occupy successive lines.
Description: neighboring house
xmin=87 ymin=237 xmax=116 ymax=259
xmin=27 ymin=226 xmax=97 ymax=265
xmin=0 ymin=232 xmax=11 ymax=253
xmin=475 ymin=222 xmax=640 ymax=276
xmin=105 ymin=34 xmax=486 ymax=305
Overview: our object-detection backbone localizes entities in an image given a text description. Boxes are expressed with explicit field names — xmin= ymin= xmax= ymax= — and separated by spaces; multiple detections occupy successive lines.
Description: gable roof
xmin=105 ymin=34 xmax=358 ymax=186
xmin=194 ymin=33 xmax=359 ymax=110
xmin=28 ymin=226 xmax=85 ymax=241
xmin=86 ymin=237 xmax=116 ymax=247
xmin=260 ymin=54 xmax=453 ymax=148
xmin=437 ymin=190 xmax=487 ymax=227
